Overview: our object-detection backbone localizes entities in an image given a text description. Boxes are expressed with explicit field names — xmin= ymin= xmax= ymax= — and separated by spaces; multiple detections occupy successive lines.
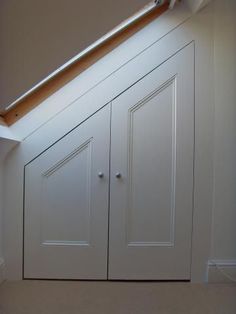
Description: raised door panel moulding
xmin=127 ymin=77 xmax=176 ymax=248
xmin=40 ymin=139 xmax=92 ymax=247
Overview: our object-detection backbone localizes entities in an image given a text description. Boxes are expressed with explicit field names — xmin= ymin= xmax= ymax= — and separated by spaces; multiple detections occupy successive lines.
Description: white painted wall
xmin=0 ymin=165 xmax=3 ymax=259
xmin=211 ymin=0 xmax=236 ymax=261
xmin=0 ymin=164 xmax=5 ymax=283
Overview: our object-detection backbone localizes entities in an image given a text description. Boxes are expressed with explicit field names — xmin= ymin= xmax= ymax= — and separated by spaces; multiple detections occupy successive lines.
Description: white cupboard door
xmin=24 ymin=106 xmax=110 ymax=279
xmin=109 ymin=44 xmax=194 ymax=280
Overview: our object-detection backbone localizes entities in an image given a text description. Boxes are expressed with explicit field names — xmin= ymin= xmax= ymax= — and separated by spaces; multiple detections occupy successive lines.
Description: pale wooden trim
xmin=1 ymin=3 xmax=168 ymax=126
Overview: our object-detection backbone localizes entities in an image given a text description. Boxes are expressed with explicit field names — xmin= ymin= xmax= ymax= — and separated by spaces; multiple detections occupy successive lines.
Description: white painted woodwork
xmin=24 ymin=45 xmax=194 ymax=281
xmin=24 ymin=106 xmax=110 ymax=279
xmin=109 ymin=44 xmax=194 ymax=279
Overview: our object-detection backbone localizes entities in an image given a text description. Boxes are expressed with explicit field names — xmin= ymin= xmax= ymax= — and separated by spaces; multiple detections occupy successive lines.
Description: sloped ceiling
xmin=0 ymin=0 xmax=152 ymax=112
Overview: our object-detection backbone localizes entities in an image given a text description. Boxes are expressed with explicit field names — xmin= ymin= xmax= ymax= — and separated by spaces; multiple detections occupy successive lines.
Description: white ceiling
xmin=0 ymin=0 xmax=152 ymax=112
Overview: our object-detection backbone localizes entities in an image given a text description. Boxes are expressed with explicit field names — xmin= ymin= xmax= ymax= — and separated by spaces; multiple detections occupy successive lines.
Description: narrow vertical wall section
xmin=208 ymin=0 xmax=236 ymax=282
xmin=0 ymin=164 xmax=5 ymax=283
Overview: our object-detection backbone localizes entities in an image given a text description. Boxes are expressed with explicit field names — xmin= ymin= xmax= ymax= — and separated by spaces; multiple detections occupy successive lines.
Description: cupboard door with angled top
xmin=109 ymin=44 xmax=194 ymax=280
xmin=24 ymin=106 xmax=110 ymax=279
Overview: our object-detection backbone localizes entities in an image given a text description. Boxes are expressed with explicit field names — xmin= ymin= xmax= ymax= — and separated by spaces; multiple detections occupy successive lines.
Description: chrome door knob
xmin=115 ymin=172 xmax=122 ymax=179
xmin=98 ymin=172 xmax=104 ymax=178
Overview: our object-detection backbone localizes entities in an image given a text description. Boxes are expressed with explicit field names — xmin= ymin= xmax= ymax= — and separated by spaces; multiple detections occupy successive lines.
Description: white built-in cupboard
xmin=24 ymin=44 xmax=194 ymax=280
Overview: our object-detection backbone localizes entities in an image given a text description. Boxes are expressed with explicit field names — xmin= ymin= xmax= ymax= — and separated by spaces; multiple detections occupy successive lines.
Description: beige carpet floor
xmin=0 ymin=280 xmax=235 ymax=314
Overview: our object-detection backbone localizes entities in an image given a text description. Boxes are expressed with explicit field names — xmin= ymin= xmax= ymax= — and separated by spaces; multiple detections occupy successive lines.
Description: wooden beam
xmin=1 ymin=2 xmax=168 ymax=126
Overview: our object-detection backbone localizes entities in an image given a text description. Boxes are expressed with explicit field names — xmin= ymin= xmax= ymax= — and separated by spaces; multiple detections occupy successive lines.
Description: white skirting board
xmin=0 ymin=258 xmax=5 ymax=284
xmin=207 ymin=260 xmax=236 ymax=283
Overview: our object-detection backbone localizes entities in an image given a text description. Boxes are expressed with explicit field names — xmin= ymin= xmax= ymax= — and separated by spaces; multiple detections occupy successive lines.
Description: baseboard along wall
xmin=208 ymin=260 xmax=236 ymax=283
